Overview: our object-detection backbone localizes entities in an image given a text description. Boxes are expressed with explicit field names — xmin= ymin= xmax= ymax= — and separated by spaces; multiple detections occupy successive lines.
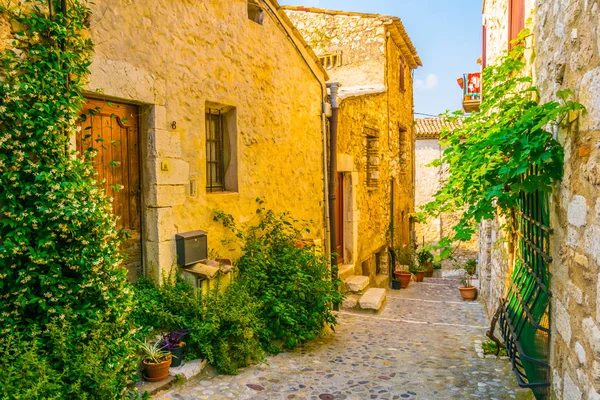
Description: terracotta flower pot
xmin=393 ymin=271 xmax=412 ymax=288
xmin=414 ymin=271 xmax=425 ymax=282
xmin=458 ymin=286 xmax=477 ymax=301
xmin=143 ymin=355 xmax=172 ymax=382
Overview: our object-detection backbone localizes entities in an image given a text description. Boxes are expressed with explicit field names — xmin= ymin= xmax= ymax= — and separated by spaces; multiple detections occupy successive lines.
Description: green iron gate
xmin=497 ymin=176 xmax=552 ymax=399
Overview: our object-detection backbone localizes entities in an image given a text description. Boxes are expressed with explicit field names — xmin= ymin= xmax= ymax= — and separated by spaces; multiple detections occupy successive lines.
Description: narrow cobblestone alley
xmin=156 ymin=279 xmax=521 ymax=400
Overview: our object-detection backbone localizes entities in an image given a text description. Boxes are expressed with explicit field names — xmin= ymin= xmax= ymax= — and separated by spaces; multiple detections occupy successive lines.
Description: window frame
xmin=365 ymin=127 xmax=380 ymax=188
xmin=399 ymin=57 xmax=406 ymax=92
xmin=205 ymin=109 xmax=226 ymax=193
xmin=398 ymin=124 xmax=408 ymax=173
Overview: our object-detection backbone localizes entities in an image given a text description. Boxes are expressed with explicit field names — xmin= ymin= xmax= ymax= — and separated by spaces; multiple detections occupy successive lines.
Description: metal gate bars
xmin=498 ymin=183 xmax=552 ymax=399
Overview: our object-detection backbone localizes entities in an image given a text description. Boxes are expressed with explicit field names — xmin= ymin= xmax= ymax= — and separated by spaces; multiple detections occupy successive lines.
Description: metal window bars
xmin=206 ymin=109 xmax=225 ymax=192
xmin=498 ymin=166 xmax=552 ymax=399
xmin=365 ymin=127 xmax=380 ymax=188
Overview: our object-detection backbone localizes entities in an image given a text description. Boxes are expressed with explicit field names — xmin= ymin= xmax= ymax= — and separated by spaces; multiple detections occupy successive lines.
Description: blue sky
xmin=282 ymin=0 xmax=483 ymax=116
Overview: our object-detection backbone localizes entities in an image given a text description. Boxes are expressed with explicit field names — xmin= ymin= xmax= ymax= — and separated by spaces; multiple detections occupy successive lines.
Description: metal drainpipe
xmin=328 ymin=83 xmax=340 ymax=278
xmin=321 ymin=106 xmax=331 ymax=257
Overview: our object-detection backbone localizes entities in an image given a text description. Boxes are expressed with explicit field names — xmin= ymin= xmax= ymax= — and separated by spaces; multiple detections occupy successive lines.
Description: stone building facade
xmin=481 ymin=0 xmax=600 ymax=398
xmin=414 ymin=118 xmax=478 ymax=273
xmin=0 ymin=0 xmax=330 ymax=282
xmin=284 ymin=7 xmax=421 ymax=288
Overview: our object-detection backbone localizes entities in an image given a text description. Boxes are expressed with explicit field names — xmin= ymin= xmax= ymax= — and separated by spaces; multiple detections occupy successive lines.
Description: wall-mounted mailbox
xmin=175 ymin=230 xmax=208 ymax=266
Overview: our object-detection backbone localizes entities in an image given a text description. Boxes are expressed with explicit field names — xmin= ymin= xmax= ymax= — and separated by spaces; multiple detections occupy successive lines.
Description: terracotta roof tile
xmin=414 ymin=117 xmax=464 ymax=139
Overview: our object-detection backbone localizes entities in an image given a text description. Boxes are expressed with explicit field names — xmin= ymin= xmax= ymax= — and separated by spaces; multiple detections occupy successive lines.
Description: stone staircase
xmin=339 ymin=264 xmax=387 ymax=312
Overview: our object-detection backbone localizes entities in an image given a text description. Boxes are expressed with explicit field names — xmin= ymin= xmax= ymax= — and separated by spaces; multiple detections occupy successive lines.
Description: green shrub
xmin=215 ymin=203 xmax=344 ymax=353
xmin=131 ymin=277 xmax=265 ymax=375
xmin=0 ymin=2 xmax=136 ymax=397
xmin=192 ymin=280 xmax=265 ymax=374
xmin=0 ymin=321 xmax=137 ymax=400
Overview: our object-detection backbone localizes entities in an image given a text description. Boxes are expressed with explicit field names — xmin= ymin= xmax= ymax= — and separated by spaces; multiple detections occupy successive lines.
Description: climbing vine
xmin=421 ymin=30 xmax=584 ymax=258
xmin=0 ymin=1 xmax=136 ymax=397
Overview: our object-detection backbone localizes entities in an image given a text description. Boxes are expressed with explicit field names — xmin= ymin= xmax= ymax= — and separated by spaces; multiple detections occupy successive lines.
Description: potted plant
xmin=458 ymin=259 xmax=478 ymax=301
xmin=409 ymin=263 xmax=425 ymax=282
xmin=391 ymin=278 xmax=401 ymax=290
xmin=394 ymin=244 xmax=416 ymax=288
xmin=394 ymin=268 xmax=412 ymax=288
xmin=140 ymin=339 xmax=172 ymax=382
xmin=416 ymin=246 xmax=434 ymax=277
xmin=159 ymin=329 xmax=189 ymax=368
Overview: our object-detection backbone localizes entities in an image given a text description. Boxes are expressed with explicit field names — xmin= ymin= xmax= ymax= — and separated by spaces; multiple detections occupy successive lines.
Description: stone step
xmin=344 ymin=275 xmax=370 ymax=293
xmin=359 ymin=288 xmax=387 ymax=312
xmin=374 ymin=274 xmax=389 ymax=289
xmin=341 ymin=294 xmax=360 ymax=310
xmin=338 ymin=264 xmax=355 ymax=281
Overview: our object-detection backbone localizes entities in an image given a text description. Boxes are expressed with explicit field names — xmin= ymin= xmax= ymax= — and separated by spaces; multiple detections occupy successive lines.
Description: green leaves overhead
xmin=421 ymin=31 xmax=584 ymax=256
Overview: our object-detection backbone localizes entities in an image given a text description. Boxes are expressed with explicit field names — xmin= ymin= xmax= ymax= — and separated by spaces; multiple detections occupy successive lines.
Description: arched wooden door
xmin=76 ymin=98 xmax=142 ymax=281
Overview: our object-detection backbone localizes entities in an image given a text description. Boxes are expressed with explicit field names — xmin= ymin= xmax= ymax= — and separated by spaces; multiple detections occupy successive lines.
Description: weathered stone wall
xmin=337 ymin=93 xmax=388 ymax=274
xmin=483 ymin=0 xmax=600 ymax=398
xmin=535 ymin=1 xmax=600 ymax=398
xmin=284 ymin=8 xmax=417 ymax=284
xmin=479 ymin=0 xmax=536 ymax=314
xmin=386 ymin=25 xmax=417 ymax=251
xmin=414 ymin=137 xmax=478 ymax=272
xmin=415 ymin=139 xmax=442 ymax=245
xmin=285 ymin=9 xmax=386 ymax=87
xmin=81 ymin=0 xmax=327 ymax=280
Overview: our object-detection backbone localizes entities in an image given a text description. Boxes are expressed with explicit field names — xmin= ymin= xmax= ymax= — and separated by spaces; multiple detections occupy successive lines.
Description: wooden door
xmin=335 ymin=173 xmax=344 ymax=264
xmin=76 ymin=99 xmax=142 ymax=281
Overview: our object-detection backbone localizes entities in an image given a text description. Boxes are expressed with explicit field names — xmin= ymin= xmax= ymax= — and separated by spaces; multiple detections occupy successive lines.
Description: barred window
xmin=365 ymin=127 xmax=380 ymax=188
xmin=399 ymin=57 xmax=405 ymax=92
xmin=399 ymin=124 xmax=408 ymax=172
xmin=206 ymin=110 xmax=225 ymax=192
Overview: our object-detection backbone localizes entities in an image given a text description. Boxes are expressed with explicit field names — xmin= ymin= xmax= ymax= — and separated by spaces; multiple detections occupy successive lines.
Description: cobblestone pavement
xmin=156 ymin=278 xmax=521 ymax=400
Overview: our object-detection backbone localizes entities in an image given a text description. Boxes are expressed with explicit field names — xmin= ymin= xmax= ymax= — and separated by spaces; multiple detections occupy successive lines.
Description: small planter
xmin=458 ymin=286 xmax=477 ymax=301
xmin=414 ymin=271 xmax=425 ymax=282
xmin=391 ymin=279 xmax=401 ymax=290
xmin=143 ymin=355 xmax=172 ymax=382
xmin=394 ymin=271 xmax=412 ymax=288
xmin=170 ymin=344 xmax=184 ymax=368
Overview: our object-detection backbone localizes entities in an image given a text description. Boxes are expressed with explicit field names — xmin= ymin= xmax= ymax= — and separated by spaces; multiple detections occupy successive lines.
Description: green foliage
xmin=138 ymin=339 xmax=170 ymax=364
xmin=0 ymin=321 xmax=138 ymax=400
xmin=0 ymin=1 xmax=137 ymax=397
xmin=464 ymin=259 xmax=477 ymax=276
xmin=394 ymin=243 xmax=416 ymax=271
xmin=131 ymin=277 xmax=265 ymax=375
xmin=482 ymin=340 xmax=507 ymax=357
xmin=416 ymin=246 xmax=434 ymax=264
xmin=193 ymin=280 xmax=265 ymax=374
xmin=421 ymin=30 xmax=584 ymax=258
xmin=214 ymin=202 xmax=344 ymax=353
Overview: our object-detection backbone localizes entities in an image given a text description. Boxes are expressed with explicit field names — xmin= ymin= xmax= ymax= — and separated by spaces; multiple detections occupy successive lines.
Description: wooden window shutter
xmin=482 ymin=24 xmax=487 ymax=70
xmin=508 ymin=0 xmax=525 ymax=50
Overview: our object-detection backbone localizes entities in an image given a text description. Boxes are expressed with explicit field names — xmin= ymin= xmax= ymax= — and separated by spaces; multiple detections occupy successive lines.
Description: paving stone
xmin=155 ymin=278 xmax=520 ymax=400
xmin=344 ymin=275 xmax=369 ymax=293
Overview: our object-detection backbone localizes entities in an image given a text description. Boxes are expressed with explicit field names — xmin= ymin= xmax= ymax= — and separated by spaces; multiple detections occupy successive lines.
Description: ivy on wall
xmin=0 ymin=1 xmax=136 ymax=396
xmin=421 ymin=31 xmax=584 ymax=258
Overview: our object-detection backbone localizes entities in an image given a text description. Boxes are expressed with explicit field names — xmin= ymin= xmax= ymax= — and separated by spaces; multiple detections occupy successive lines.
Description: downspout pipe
xmin=328 ymin=83 xmax=340 ymax=276
xmin=321 ymin=105 xmax=331 ymax=257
